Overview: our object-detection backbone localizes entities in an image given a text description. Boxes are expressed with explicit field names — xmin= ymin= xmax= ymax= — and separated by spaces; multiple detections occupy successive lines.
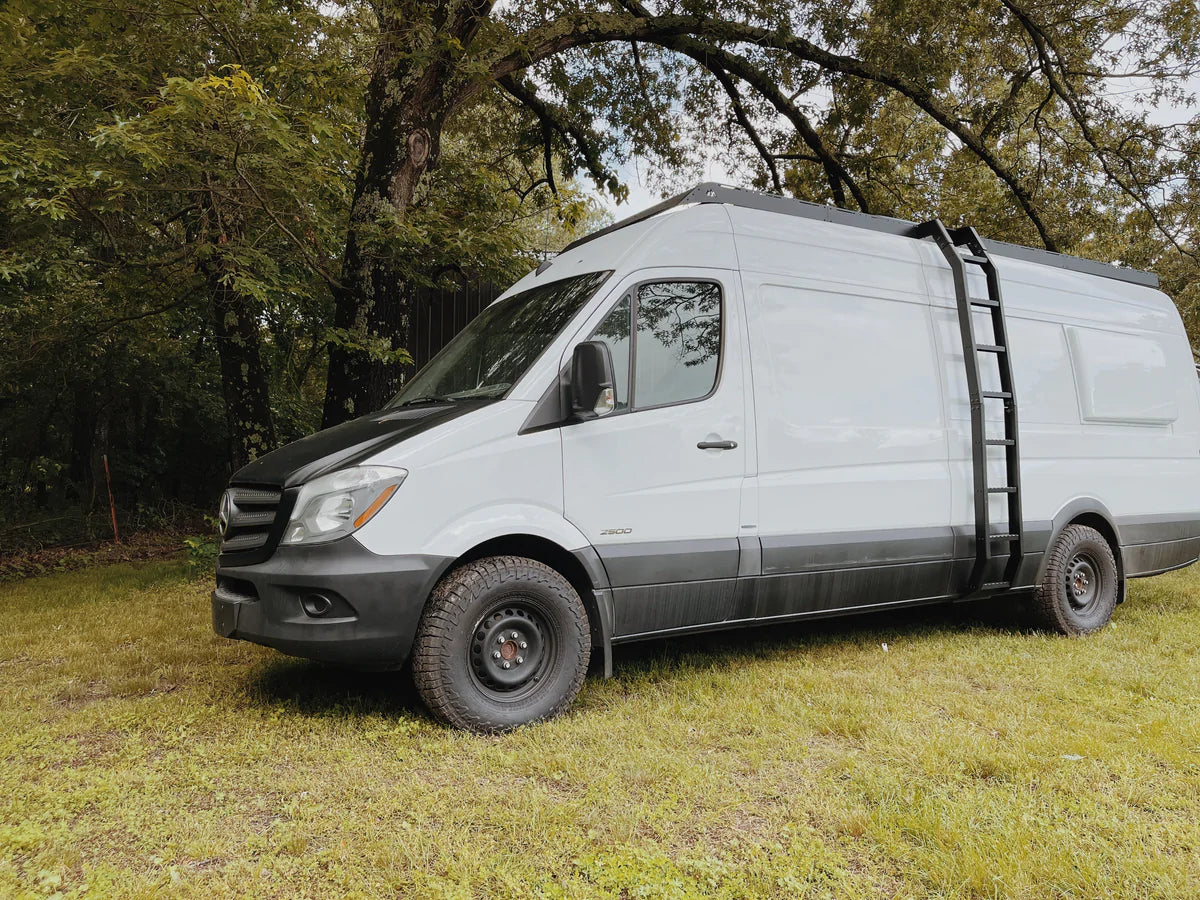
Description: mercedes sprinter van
xmin=212 ymin=184 xmax=1200 ymax=732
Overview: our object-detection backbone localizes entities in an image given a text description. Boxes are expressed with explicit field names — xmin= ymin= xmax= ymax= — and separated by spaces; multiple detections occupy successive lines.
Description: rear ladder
xmin=916 ymin=221 xmax=1024 ymax=595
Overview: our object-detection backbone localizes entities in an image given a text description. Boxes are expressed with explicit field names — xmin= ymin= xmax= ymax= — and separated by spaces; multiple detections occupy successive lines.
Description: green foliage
xmin=0 ymin=0 xmax=359 ymax=523
xmin=0 ymin=0 xmax=599 ymax=529
xmin=183 ymin=532 xmax=219 ymax=577
xmin=489 ymin=0 xmax=1200 ymax=338
xmin=5 ymin=0 xmax=1200 ymax=528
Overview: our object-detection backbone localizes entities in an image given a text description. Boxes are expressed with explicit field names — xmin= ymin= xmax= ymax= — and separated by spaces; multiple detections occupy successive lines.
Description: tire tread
xmin=412 ymin=556 xmax=590 ymax=732
xmin=1031 ymin=524 xmax=1119 ymax=635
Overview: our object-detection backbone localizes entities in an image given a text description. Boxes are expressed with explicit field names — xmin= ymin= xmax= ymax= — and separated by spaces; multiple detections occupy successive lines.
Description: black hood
xmin=231 ymin=401 xmax=488 ymax=488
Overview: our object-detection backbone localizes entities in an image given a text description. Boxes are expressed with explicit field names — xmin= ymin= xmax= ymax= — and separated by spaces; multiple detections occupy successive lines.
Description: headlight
xmin=281 ymin=466 xmax=407 ymax=545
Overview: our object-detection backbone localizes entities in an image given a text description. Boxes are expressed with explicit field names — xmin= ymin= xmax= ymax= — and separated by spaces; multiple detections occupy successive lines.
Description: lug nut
xmin=516 ymin=656 xmax=524 ymax=664
xmin=511 ymin=631 xmax=520 ymax=639
xmin=519 ymin=641 xmax=528 ymax=650
xmin=492 ymin=650 xmax=501 ymax=659
xmin=502 ymin=661 xmax=511 ymax=669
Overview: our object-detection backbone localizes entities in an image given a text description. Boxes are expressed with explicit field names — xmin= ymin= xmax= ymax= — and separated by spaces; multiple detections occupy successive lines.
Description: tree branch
xmin=978 ymin=65 xmax=1035 ymax=143
xmin=541 ymin=121 xmax=557 ymax=195
xmin=93 ymin=299 xmax=189 ymax=335
xmin=610 ymin=0 xmax=866 ymax=208
xmin=709 ymin=65 xmax=782 ymax=194
xmin=497 ymin=74 xmax=615 ymax=190
xmin=480 ymin=11 xmax=1054 ymax=246
xmin=998 ymin=0 xmax=1194 ymax=258
xmin=232 ymin=160 xmax=345 ymax=291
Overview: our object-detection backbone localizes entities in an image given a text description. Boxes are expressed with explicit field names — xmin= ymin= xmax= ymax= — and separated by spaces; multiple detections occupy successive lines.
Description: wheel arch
xmin=1038 ymin=500 xmax=1126 ymax=604
xmin=446 ymin=534 xmax=614 ymax=677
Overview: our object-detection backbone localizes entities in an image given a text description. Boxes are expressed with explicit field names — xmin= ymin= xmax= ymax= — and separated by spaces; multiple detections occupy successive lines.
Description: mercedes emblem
xmin=218 ymin=490 xmax=234 ymax=539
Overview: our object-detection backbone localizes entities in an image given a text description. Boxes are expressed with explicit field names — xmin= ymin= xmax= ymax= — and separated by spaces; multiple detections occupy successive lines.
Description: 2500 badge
xmin=599 ymin=528 xmax=632 ymax=536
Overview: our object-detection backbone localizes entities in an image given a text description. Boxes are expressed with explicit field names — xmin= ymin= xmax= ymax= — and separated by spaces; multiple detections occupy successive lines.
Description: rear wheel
xmin=1031 ymin=524 xmax=1119 ymax=635
xmin=411 ymin=556 xmax=590 ymax=732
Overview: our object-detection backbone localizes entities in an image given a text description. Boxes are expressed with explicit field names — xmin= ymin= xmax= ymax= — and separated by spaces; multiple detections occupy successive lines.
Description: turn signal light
xmin=353 ymin=483 xmax=399 ymax=530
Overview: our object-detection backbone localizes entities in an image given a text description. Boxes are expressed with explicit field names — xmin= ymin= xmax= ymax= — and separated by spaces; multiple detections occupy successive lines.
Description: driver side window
xmin=590 ymin=280 xmax=722 ymax=413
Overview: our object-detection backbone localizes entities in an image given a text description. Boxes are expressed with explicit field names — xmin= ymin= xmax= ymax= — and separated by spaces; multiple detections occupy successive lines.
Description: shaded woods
xmin=3 ymin=0 xmax=1199 ymax=547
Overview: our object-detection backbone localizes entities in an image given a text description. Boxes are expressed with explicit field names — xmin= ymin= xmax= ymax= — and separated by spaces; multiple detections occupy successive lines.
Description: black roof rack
xmin=562 ymin=182 xmax=1158 ymax=289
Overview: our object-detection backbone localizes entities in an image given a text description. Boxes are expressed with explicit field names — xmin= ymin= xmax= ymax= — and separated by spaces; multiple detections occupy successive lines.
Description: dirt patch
xmin=68 ymin=729 xmax=128 ymax=765
xmin=0 ymin=529 xmax=193 ymax=582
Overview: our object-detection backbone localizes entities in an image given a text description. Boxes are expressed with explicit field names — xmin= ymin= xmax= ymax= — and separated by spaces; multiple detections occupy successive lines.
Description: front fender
xmin=372 ymin=503 xmax=613 ymax=677
xmin=427 ymin=503 xmax=593 ymax=559
xmin=358 ymin=501 xmax=592 ymax=562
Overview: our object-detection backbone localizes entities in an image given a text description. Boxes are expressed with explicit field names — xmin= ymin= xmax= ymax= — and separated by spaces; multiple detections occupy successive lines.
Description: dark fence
xmin=410 ymin=280 xmax=502 ymax=370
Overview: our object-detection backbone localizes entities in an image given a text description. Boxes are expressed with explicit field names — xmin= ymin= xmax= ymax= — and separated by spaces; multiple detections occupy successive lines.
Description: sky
xmin=590 ymin=153 xmax=733 ymax=222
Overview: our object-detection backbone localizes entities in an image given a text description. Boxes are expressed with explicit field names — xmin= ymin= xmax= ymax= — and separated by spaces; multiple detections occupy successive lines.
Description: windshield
xmin=387 ymin=271 xmax=611 ymax=407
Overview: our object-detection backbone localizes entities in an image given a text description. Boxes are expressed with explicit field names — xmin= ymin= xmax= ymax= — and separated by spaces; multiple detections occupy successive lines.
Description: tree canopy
xmin=315 ymin=0 xmax=1200 ymax=423
xmin=2 ymin=0 xmax=1198 ymax=544
xmin=0 ymin=0 xmax=592 ymax=543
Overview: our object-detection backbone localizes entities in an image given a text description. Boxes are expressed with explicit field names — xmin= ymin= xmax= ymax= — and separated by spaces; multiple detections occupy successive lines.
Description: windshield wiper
xmin=445 ymin=383 xmax=511 ymax=400
xmin=398 ymin=395 xmax=458 ymax=407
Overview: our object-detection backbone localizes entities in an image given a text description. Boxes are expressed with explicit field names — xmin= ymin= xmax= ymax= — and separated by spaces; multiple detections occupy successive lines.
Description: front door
xmin=562 ymin=272 xmax=750 ymax=637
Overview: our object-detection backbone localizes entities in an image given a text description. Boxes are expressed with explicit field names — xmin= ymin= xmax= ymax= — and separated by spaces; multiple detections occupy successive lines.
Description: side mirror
xmin=570 ymin=341 xmax=616 ymax=418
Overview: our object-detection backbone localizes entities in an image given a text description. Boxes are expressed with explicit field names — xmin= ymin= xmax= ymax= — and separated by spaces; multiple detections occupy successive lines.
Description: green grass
xmin=2 ymin=559 xmax=1199 ymax=898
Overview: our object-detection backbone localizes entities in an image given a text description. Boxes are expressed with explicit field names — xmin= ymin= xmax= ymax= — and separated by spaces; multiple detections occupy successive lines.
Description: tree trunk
xmin=322 ymin=229 xmax=423 ymax=425
xmin=194 ymin=173 xmax=277 ymax=473
xmin=209 ymin=269 xmax=277 ymax=472
xmin=323 ymin=2 xmax=490 ymax=427
xmin=321 ymin=62 xmax=443 ymax=426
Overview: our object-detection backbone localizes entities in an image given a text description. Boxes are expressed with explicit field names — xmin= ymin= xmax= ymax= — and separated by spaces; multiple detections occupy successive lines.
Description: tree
xmin=321 ymin=3 xmax=603 ymax=423
xmin=93 ymin=62 xmax=361 ymax=468
xmin=323 ymin=0 xmax=1200 ymax=425
xmin=0 ymin=0 xmax=601 ymax=538
xmin=1 ymin=0 xmax=369 ymax=478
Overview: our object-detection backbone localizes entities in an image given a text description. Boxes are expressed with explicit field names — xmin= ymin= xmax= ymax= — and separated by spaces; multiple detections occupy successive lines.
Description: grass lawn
xmin=2 ymin=558 xmax=1199 ymax=898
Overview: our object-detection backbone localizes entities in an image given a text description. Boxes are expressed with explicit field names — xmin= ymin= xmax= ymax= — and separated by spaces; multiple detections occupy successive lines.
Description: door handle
xmin=697 ymin=439 xmax=738 ymax=450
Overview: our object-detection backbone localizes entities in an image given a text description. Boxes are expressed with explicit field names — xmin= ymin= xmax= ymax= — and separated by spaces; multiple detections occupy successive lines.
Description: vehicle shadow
xmin=245 ymin=658 xmax=425 ymax=719
xmin=243 ymin=595 xmax=1031 ymax=720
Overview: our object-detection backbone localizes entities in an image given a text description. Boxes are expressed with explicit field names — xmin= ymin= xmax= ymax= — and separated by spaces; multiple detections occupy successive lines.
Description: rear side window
xmin=1065 ymin=326 xmax=1178 ymax=425
xmin=591 ymin=280 xmax=722 ymax=412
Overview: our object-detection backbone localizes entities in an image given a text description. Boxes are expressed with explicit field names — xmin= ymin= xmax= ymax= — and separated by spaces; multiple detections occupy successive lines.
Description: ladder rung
xmin=981 ymin=581 xmax=1011 ymax=590
xmin=985 ymin=438 xmax=1015 ymax=446
xmin=976 ymin=344 xmax=1006 ymax=353
xmin=988 ymin=486 xmax=1017 ymax=493
xmin=981 ymin=391 xmax=1012 ymax=399
xmin=969 ymin=297 xmax=1000 ymax=307
xmin=961 ymin=254 xmax=989 ymax=264
xmin=988 ymin=533 xmax=1018 ymax=540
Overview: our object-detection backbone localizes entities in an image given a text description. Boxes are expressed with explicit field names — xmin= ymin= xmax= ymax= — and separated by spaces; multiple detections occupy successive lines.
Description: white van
xmin=212 ymin=184 xmax=1200 ymax=732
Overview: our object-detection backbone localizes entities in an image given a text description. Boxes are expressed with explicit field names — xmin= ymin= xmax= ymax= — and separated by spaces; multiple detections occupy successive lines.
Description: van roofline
xmin=563 ymin=182 xmax=1159 ymax=290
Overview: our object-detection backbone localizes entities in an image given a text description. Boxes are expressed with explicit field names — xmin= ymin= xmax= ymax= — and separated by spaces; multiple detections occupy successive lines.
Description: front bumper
xmin=211 ymin=538 xmax=452 ymax=668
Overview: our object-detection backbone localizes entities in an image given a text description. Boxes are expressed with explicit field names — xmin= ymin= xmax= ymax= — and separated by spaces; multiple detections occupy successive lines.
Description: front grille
xmin=220 ymin=485 xmax=283 ymax=554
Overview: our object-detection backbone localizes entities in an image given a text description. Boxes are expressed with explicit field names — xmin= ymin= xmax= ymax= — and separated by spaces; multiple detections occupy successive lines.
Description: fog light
xmin=301 ymin=593 xmax=334 ymax=617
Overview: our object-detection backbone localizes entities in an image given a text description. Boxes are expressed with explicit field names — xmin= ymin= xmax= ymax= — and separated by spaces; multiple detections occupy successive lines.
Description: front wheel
xmin=1031 ymin=524 xmax=1120 ymax=635
xmin=411 ymin=556 xmax=590 ymax=732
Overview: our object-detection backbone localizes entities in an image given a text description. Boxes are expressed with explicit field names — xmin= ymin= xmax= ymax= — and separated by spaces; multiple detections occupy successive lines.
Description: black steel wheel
xmin=469 ymin=601 xmax=556 ymax=699
xmin=1031 ymin=524 xmax=1119 ymax=635
xmin=411 ymin=556 xmax=590 ymax=732
xmin=1064 ymin=551 xmax=1101 ymax=614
